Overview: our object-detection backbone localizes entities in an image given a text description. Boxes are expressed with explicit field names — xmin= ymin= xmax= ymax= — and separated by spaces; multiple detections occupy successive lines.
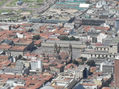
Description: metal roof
xmin=41 ymin=86 xmax=55 ymax=89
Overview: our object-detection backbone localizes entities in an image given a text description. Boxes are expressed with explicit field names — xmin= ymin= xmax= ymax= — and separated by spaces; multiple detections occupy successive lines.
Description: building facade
xmin=114 ymin=59 xmax=119 ymax=88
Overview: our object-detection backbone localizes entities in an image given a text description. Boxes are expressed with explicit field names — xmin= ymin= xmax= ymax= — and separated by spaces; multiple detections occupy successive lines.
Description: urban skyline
xmin=0 ymin=0 xmax=118 ymax=89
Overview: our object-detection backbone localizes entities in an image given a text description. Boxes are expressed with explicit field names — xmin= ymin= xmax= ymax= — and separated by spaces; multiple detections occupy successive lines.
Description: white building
xmin=30 ymin=59 xmax=43 ymax=72
xmin=99 ymin=61 xmax=114 ymax=74
xmin=97 ymin=33 xmax=107 ymax=43
xmin=51 ymin=72 xmax=77 ymax=89
xmin=79 ymin=3 xmax=90 ymax=8
xmin=96 ymin=0 xmax=107 ymax=8
xmin=16 ymin=33 xmax=24 ymax=38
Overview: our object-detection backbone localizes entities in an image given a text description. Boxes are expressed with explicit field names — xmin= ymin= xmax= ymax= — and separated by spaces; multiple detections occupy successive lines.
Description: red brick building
xmin=114 ymin=59 xmax=119 ymax=88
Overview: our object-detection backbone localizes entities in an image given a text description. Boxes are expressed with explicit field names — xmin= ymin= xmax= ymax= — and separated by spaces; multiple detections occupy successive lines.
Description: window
xmin=110 ymin=45 xmax=113 ymax=47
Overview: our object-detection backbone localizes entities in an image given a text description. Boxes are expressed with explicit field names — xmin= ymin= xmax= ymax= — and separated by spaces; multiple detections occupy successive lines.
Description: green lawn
xmin=0 ymin=0 xmax=8 ymax=6
xmin=37 ymin=0 xmax=44 ymax=3
xmin=0 ymin=9 xmax=13 ymax=14
xmin=23 ymin=0 xmax=43 ymax=3
xmin=7 ymin=0 xmax=44 ymax=7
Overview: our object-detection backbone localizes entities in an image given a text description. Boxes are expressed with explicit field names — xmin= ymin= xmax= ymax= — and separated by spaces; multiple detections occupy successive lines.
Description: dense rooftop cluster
xmin=0 ymin=0 xmax=119 ymax=89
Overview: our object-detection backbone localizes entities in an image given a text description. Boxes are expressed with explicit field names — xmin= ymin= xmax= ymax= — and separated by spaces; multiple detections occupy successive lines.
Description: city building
xmin=30 ymin=59 xmax=43 ymax=72
xmin=114 ymin=59 xmax=119 ymax=88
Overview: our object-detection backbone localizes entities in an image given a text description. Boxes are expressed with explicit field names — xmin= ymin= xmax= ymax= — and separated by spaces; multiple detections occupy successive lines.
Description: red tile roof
xmin=55 ymin=64 xmax=64 ymax=69
xmin=82 ymin=83 xmax=96 ymax=86
xmin=90 ymin=67 xmax=97 ymax=73
xmin=14 ymin=86 xmax=26 ymax=89
xmin=34 ymin=40 xmax=42 ymax=45
xmin=0 ymin=44 xmax=11 ymax=50
xmin=83 ymin=25 xmax=110 ymax=32
xmin=95 ymin=43 xmax=102 ymax=46
xmin=10 ymin=46 xmax=26 ymax=51
xmin=65 ymin=63 xmax=77 ymax=69
xmin=102 ymin=87 xmax=110 ymax=89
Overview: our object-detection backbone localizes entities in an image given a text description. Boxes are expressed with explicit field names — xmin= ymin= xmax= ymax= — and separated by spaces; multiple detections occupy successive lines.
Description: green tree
xmin=73 ymin=60 xmax=79 ymax=66
xmin=80 ymin=57 xmax=87 ymax=62
xmin=86 ymin=60 xmax=96 ymax=67
xmin=28 ymin=28 xmax=34 ymax=32
xmin=33 ymin=35 xmax=40 ymax=40
xmin=58 ymin=35 xmax=69 ymax=40
xmin=69 ymin=36 xmax=75 ymax=41
xmin=18 ymin=55 xmax=22 ymax=59
xmin=58 ymin=35 xmax=79 ymax=41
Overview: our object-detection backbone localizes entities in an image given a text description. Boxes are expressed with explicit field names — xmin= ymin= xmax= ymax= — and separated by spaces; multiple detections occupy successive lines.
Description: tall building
xmin=69 ymin=44 xmax=72 ymax=60
xmin=114 ymin=59 xmax=119 ymax=88
xmin=115 ymin=20 xmax=119 ymax=32
xmin=100 ymin=62 xmax=114 ymax=74
xmin=30 ymin=60 xmax=43 ymax=72
xmin=58 ymin=0 xmax=86 ymax=2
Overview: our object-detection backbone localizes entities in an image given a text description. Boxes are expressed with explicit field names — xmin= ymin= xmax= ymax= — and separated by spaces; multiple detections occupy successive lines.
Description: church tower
xmin=69 ymin=44 xmax=73 ymax=60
